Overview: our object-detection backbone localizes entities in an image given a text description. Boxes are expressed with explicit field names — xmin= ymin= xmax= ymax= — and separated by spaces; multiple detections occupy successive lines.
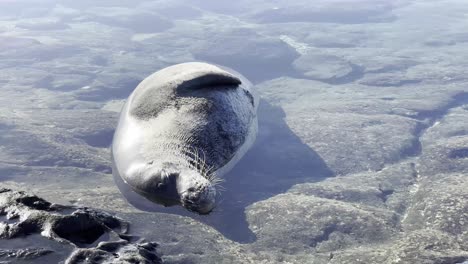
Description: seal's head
xmin=177 ymin=169 xmax=216 ymax=214
xmin=123 ymin=161 xmax=217 ymax=214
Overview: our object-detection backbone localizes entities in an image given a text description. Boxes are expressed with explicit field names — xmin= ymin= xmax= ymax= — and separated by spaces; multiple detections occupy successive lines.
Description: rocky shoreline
xmin=0 ymin=188 xmax=162 ymax=264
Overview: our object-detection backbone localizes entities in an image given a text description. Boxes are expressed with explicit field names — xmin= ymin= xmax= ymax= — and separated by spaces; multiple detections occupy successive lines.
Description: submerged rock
xmin=0 ymin=188 xmax=162 ymax=264
xmin=15 ymin=19 xmax=69 ymax=31
xmin=292 ymin=53 xmax=356 ymax=84
xmin=192 ymin=29 xmax=300 ymax=83
xmin=85 ymin=7 xmax=173 ymax=33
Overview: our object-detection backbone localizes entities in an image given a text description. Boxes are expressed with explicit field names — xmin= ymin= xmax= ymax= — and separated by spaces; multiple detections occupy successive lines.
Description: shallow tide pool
xmin=0 ymin=1 xmax=467 ymax=263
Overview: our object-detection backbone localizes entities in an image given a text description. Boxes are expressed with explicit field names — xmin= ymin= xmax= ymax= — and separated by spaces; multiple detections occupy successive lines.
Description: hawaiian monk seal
xmin=111 ymin=62 xmax=258 ymax=214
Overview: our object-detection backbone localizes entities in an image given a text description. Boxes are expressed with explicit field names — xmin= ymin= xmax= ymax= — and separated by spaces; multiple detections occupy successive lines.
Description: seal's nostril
xmin=187 ymin=187 xmax=195 ymax=192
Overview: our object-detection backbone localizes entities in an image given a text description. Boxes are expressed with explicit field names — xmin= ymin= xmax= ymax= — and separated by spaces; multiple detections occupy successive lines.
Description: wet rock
xmin=247 ymin=0 xmax=397 ymax=24
xmin=425 ymin=33 xmax=468 ymax=47
xmin=419 ymin=105 xmax=468 ymax=176
xmin=67 ymin=241 xmax=160 ymax=264
xmin=0 ymin=248 xmax=54 ymax=262
xmin=73 ymin=74 xmax=142 ymax=101
xmin=356 ymin=56 xmax=419 ymax=75
xmin=304 ymin=34 xmax=361 ymax=49
xmin=245 ymin=158 xmax=468 ymax=263
xmin=418 ymin=137 xmax=468 ymax=176
xmin=248 ymin=74 xmax=468 ymax=262
xmin=16 ymin=19 xmax=70 ymax=31
xmin=76 ymin=129 xmax=115 ymax=148
xmin=284 ymin=109 xmax=421 ymax=174
xmin=137 ymin=1 xmax=202 ymax=20
xmin=191 ymin=0 xmax=398 ymax=24
xmin=382 ymin=230 xmax=468 ymax=264
xmin=328 ymin=230 xmax=468 ymax=264
xmin=403 ymin=173 xmax=467 ymax=237
xmin=359 ymin=72 xmax=421 ymax=87
xmin=188 ymin=0 xmax=249 ymax=15
xmin=61 ymin=0 xmax=142 ymax=10
xmin=0 ymin=109 xmax=116 ymax=173
xmin=0 ymin=188 xmax=162 ymax=264
xmin=257 ymin=77 xmax=466 ymax=175
xmin=0 ymin=0 xmax=57 ymax=18
xmin=35 ymin=74 xmax=94 ymax=92
xmin=0 ymin=36 xmax=85 ymax=63
xmin=0 ymin=36 xmax=42 ymax=53
xmin=247 ymin=192 xmax=397 ymax=253
xmin=289 ymin=161 xmax=417 ymax=210
xmin=192 ymin=29 xmax=300 ymax=83
xmin=402 ymin=105 xmax=468 ymax=242
xmin=86 ymin=7 xmax=173 ymax=33
xmin=292 ymin=53 xmax=357 ymax=84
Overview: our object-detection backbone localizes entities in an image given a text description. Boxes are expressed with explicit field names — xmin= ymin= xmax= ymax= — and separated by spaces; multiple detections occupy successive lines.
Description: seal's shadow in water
xmin=114 ymin=100 xmax=333 ymax=243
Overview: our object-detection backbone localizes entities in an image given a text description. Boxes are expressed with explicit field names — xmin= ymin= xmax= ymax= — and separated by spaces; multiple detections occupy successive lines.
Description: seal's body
xmin=111 ymin=62 xmax=258 ymax=214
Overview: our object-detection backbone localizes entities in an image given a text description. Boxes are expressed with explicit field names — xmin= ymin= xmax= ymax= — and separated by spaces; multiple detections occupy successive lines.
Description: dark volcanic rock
xmin=0 ymin=248 xmax=53 ymax=261
xmin=67 ymin=241 xmax=160 ymax=264
xmin=0 ymin=188 xmax=162 ymax=264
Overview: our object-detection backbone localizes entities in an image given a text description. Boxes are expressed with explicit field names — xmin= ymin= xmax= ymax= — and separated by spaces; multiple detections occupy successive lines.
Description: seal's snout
xmin=182 ymin=186 xmax=215 ymax=214
xmin=177 ymin=171 xmax=216 ymax=214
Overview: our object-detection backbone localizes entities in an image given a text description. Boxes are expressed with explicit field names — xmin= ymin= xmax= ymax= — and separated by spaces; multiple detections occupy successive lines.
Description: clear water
xmin=1 ymin=1 xmax=467 ymax=263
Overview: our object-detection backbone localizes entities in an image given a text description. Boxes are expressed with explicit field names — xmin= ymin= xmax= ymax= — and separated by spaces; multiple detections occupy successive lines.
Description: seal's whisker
xmin=204 ymin=166 xmax=217 ymax=182
xmin=200 ymin=149 xmax=208 ymax=176
xmin=209 ymin=174 xmax=222 ymax=183
xmin=193 ymin=146 xmax=200 ymax=170
xmin=209 ymin=174 xmax=223 ymax=186
xmin=215 ymin=187 xmax=226 ymax=194
xmin=216 ymin=184 xmax=226 ymax=190
xmin=210 ymin=178 xmax=225 ymax=192
xmin=205 ymin=165 xmax=214 ymax=176
xmin=178 ymin=146 xmax=218 ymax=185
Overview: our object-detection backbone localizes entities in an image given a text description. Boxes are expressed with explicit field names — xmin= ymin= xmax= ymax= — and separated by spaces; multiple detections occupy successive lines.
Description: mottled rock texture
xmin=0 ymin=189 xmax=162 ymax=264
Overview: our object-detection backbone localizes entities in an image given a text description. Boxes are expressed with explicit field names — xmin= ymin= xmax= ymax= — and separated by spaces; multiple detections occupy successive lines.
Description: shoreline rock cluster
xmin=0 ymin=188 xmax=162 ymax=264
